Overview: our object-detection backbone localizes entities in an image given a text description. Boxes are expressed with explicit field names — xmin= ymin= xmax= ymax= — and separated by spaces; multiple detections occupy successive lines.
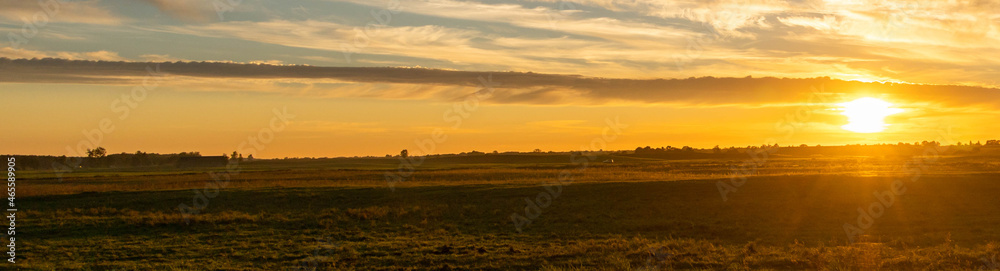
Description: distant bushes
xmin=631 ymin=140 xmax=1000 ymax=158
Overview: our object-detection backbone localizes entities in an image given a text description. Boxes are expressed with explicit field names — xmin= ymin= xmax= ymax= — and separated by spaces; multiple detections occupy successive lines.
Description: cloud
xmin=151 ymin=19 xmax=648 ymax=76
xmin=139 ymin=54 xmax=185 ymax=62
xmin=140 ymin=0 xmax=218 ymax=22
xmin=0 ymin=47 xmax=127 ymax=61
xmin=125 ymin=0 xmax=996 ymax=87
xmin=520 ymin=0 xmax=786 ymax=37
xmin=778 ymin=16 xmax=839 ymax=31
xmin=0 ymin=0 xmax=122 ymax=25
xmin=3 ymin=57 xmax=1000 ymax=113
xmin=334 ymin=0 xmax=703 ymax=41
xmin=1 ymin=0 xmax=994 ymax=88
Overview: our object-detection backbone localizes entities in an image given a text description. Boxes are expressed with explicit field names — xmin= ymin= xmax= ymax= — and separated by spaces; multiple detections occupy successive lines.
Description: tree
xmin=400 ymin=149 xmax=408 ymax=158
xmin=133 ymin=151 xmax=148 ymax=166
xmin=712 ymin=145 xmax=722 ymax=154
xmin=231 ymin=151 xmax=239 ymax=161
xmin=86 ymin=147 xmax=107 ymax=158
xmin=247 ymin=154 xmax=254 ymax=161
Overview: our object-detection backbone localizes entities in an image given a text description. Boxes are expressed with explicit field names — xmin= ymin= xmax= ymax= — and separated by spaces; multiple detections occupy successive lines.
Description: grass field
xmin=19 ymin=154 xmax=1000 ymax=270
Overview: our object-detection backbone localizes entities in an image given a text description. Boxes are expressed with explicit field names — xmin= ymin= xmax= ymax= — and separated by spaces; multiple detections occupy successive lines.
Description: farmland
xmin=17 ymin=153 xmax=1000 ymax=270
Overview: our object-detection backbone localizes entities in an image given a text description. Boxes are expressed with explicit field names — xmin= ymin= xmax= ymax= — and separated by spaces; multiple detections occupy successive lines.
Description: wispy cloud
xmin=139 ymin=0 xmax=218 ymax=22
xmin=0 ymin=0 xmax=123 ymax=25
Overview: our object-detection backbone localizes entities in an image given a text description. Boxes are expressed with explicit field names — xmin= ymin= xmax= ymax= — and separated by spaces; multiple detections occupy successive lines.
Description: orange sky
xmin=2 ymin=74 xmax=995 ymax=158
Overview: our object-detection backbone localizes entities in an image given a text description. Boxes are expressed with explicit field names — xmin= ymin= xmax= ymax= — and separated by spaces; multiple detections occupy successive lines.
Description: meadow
xmin=18 ymin=153 xmax=1000 ymax=270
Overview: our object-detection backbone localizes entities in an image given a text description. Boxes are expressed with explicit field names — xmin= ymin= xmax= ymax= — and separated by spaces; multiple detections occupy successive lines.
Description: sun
xmin=838 ymin=97 xmax=904 ymax=133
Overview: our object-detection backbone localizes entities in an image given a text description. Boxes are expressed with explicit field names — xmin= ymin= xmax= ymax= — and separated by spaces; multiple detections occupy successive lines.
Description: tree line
xmin=9 ymin=148 xmax=208 ymax=170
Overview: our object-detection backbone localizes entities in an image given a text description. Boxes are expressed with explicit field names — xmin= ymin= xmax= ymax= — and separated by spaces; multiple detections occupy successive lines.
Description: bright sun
xmin=839 ymin=97 xmax=904 ymax=133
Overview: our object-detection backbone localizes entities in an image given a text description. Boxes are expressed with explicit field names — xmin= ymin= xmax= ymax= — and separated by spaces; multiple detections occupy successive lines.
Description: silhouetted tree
xmin=178 ymin=151 xmax=201 ymax=157
xmin=86 ymin=147 xmax=107 ymax=158
xmin=400 ymin=149 xmax=408 ymax=158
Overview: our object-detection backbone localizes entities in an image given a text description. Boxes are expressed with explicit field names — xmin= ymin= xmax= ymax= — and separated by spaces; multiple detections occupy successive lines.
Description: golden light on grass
xmin=839 ymin=97 xmax=904 ymax=133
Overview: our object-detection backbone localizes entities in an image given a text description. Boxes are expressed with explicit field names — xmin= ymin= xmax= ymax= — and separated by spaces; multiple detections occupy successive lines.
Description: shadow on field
xmin=24 ymin=173 xmax=1000 ymax=270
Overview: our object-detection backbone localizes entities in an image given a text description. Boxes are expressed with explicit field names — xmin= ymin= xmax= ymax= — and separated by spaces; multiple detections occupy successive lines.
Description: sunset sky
xmin=2 ymin=0 xmax=999 ymax=158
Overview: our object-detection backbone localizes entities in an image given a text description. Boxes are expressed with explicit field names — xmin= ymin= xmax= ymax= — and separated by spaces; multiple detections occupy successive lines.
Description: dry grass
xmin=23 ymin=156 xmax=1000 ymax=197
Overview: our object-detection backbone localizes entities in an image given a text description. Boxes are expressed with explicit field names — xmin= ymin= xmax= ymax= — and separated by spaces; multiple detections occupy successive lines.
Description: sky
xmin=1 ymin=0 xmax=999 ymax=158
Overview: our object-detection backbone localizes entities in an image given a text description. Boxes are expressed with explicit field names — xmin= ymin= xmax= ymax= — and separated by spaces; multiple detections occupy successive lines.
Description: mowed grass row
xmin=21 ymin=168 xmax=1000 ymax=270
xmin=21 ymin=156 xmax=1000 ymax=197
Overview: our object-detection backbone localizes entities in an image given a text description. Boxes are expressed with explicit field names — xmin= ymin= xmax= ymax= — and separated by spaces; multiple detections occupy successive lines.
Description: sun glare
xmin=839 ymin=97 xmax=904 ymax=133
